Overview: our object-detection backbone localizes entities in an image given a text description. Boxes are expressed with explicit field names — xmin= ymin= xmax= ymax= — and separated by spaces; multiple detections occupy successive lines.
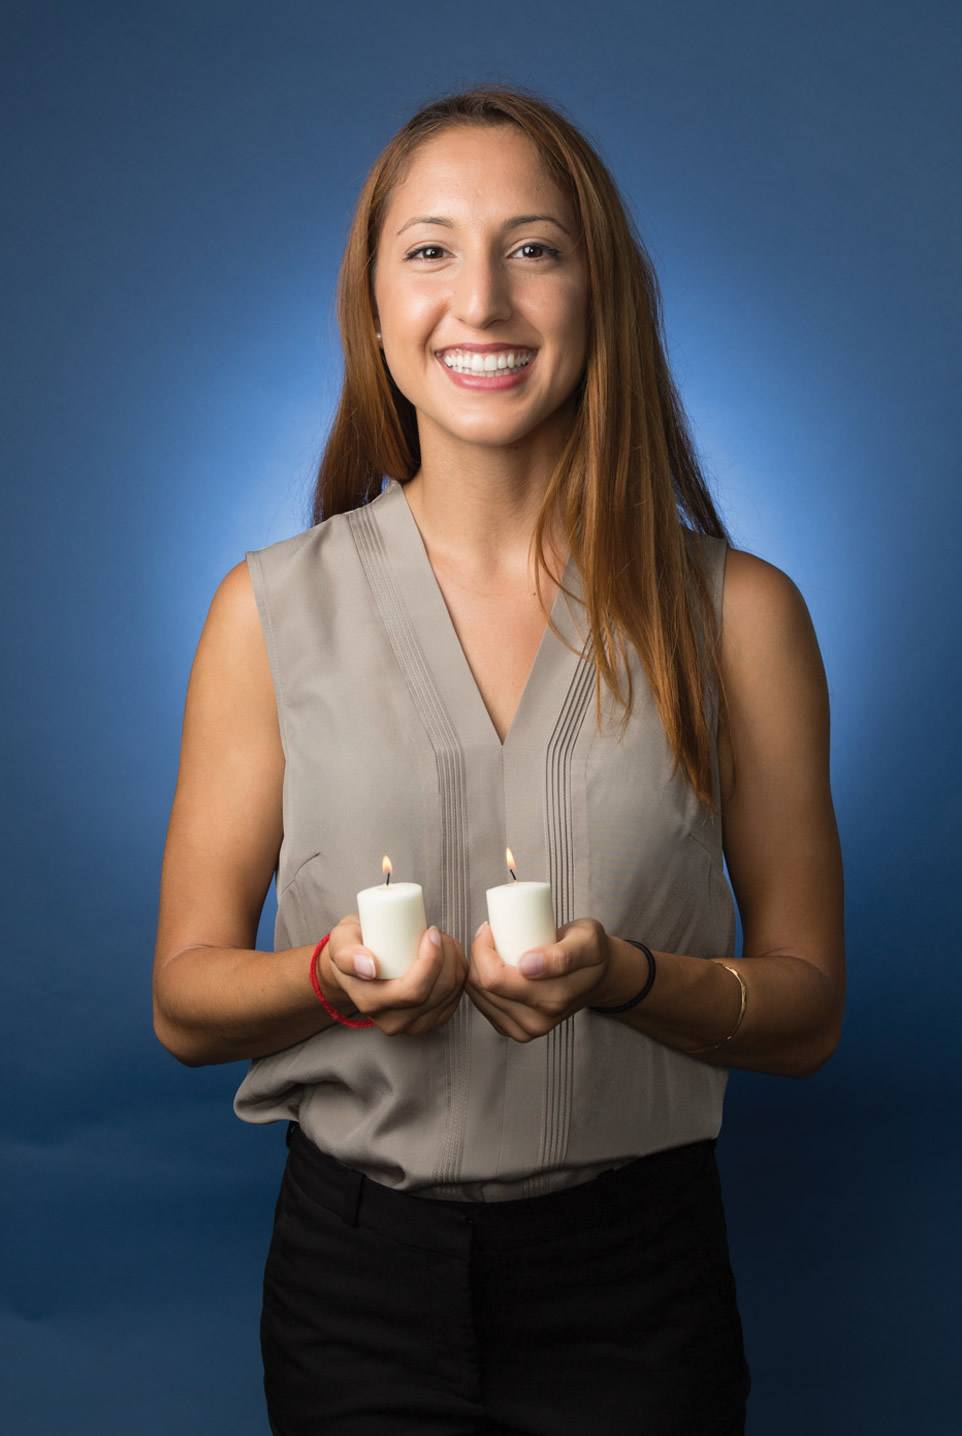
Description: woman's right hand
xmin=319 ymin=918 xmax=468 ymax=1036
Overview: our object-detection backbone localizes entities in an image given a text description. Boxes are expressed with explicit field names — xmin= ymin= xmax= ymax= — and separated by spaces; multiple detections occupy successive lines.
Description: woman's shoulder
xmin=721 ymin=548 xmax=814 ymax=650
xmin=198 ymin=560 xmax=263 ymax=664
xmin=684 ymin=533 xmax=807 ymax=608
xmin=199 ymin=522 xmax=330 ymax=659
xmin=719 ymin=549 xmax=827 ymax=737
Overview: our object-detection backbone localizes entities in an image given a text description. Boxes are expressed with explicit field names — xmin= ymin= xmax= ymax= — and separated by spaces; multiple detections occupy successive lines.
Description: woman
xmin=154 ymin=87 xmax=844 ymax=1435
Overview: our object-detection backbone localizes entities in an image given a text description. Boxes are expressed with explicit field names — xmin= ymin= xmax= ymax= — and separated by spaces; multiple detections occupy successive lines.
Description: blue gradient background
xmin=3 ymin=2 xmax=959 ymax=1431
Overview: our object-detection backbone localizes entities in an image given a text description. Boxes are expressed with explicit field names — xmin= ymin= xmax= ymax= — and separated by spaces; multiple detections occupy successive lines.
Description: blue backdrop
xmin=3 ymin=1 xmax=959 ymax=1431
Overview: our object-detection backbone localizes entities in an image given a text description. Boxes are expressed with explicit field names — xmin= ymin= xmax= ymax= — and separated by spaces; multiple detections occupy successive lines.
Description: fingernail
xmin=475 ymin=921 xmax=488 ymax=937
xmin=519 ymin=951 xmax=545 ymax=977
xmin=353 ymin=954 xmax=377 ymax=979
xmin=428 ymin=926 xmax=441 ymax=947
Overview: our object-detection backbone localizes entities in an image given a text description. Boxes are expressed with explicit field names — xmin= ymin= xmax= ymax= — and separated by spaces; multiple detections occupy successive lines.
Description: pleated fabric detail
xmin=530 ymin=643 xmax=595 ymax=1192
xmin=349 ymin=504 xmax=471 ymax=1189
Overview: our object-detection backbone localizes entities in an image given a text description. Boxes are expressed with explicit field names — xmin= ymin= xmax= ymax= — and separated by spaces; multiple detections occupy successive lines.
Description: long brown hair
xmin=313 ymin=87 xmax=730 ymax=807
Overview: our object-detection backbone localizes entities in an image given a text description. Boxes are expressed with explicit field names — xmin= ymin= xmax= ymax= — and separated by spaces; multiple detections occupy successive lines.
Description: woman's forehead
xmin=381 ymin=125 xmax=573 ymax=231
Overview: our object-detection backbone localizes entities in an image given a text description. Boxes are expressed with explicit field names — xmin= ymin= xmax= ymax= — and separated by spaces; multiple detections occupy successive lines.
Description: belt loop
xmin=285 ymin=1121 xmax=297 ymax=1148
xmin=341 ymin=1167 xmax=364 ymax=1227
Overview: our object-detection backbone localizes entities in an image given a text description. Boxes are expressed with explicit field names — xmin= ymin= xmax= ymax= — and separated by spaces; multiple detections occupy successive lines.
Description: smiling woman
xmin=372 ymin=126 xmax=587 ymax=461
xmin=154 ymin=86 xmax=843 ymax=1435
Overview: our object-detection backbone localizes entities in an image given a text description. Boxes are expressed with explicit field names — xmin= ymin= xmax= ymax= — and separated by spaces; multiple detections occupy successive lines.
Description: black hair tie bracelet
xmin=588 ymin=940 xmax=656 ymax=1013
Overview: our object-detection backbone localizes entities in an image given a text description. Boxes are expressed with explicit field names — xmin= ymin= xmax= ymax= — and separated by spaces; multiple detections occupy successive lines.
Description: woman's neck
xmin=403 ymin=426 xmax=568 ymax=584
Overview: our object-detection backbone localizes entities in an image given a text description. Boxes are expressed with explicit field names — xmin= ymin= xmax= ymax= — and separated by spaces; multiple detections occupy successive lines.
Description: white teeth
xmin=440 ymin=348 xmax=534 ymax=374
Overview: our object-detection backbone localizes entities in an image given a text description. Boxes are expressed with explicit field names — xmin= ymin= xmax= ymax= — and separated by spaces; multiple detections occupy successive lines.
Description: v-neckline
xmin=372 ymin=480 xmax=587 ymax=752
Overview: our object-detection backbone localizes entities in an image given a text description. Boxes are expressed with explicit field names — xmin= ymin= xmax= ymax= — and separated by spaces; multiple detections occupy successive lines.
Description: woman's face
xmin=373 ymin=125 xmax=588 ymax=460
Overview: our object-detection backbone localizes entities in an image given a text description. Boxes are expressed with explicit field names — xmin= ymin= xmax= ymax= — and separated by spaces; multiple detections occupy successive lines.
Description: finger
xmin=470 ymin=920 xmax=508 ymax=969
xmin=466 ymin=983 xmax=542 ymax=1043
xmin=469 ymin=938 xmax=600 ymax=1033
xmin=517 ymin=947 xmax=548 ymax=978
xmin=471 ymin=921 xmax=581 ymax=993
xmin=402 ymin=926 xmax=464 ymax=1001
xmin=433 ymin=934 xmax=470 ymax=1002
xmin=345 ymin=926 xmax=441 ymax=985
xmin=517 ymin=939 xmax=581 ymax=980
xmin=466 ymin=942 xmax=542 ymax=1019
xmin=557 ymin=918 xmax=608 ymax=970
xmin=322 ymin=944 xmax=380 ymax=1003
xmin=351 ymin=947 xmax=380 ymax=980
xmin=518 ymin=923 xmax=608 ymax=983
xmin=418 ymin=928 xmax=469 ymax=1005
xmin=404 ymin=989 xmax=465 ymax=1036
xmin=325 ymin=918 xmax=375 ymax=980
xmin=366 ymin=927 xmax=441 ymax=992
xmin=353 ymin=927 xmax=468 ymax=1021
xmin=317 ymin=929 xmax=368 ymax=1009
xmin=338 ymin=937 xmax=466 ymax=1033
xmin=469 ymin=922 xmax=524 ymax=994
xmin=469 ymin=944 xmax=547 ymax=1005
xmin=375 ymin=978 xmax=465 ymax=1037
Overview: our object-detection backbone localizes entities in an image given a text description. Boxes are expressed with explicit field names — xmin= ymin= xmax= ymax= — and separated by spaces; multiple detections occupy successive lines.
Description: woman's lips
xmin=435 ymin=346 xmax=537 ymax=389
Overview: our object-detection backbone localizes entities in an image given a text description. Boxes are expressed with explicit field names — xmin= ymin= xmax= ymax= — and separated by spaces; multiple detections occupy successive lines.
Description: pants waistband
xmin=284 ymin=1123 xmax=717 ymax=1259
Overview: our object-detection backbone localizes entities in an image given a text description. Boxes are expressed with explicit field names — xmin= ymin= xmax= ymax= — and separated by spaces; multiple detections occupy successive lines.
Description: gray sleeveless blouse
xmin=234 ymin=480 xmax=733 ymax=1200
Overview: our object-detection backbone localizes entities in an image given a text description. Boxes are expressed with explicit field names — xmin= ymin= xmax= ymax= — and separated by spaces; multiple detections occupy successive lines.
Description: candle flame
xmin=505 ymin=847 xmax=518 ymax=881
xmin=382 ymin=855 xmax=392 ymax=886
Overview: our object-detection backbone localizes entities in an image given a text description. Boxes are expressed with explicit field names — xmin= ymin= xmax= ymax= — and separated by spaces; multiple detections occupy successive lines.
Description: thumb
xmin=420 ymin=925 xmax=443 ymax=960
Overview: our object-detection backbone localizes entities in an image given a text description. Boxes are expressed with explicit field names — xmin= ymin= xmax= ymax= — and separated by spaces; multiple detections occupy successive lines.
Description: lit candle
xmin=357 ymin=856 xmax=427 ymax=980
xmin=485 ymin=848 xmax=557 ymax=966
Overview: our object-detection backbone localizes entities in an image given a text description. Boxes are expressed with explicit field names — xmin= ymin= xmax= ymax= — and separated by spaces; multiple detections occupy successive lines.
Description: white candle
xmin=357 ymin=857 xmax=427 ymax=980
xmin=485 ymin=849 xmax=557 ymax=966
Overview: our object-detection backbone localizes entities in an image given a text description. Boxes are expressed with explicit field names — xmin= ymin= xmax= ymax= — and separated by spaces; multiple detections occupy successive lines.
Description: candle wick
xmin=385 ymin=871 xmax=391 ymax=887
xmin=509 ymin=868 xmax=518 ymax=882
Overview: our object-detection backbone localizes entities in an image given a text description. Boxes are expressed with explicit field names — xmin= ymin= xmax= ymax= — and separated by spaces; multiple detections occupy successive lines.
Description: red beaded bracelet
xmin=310 ymin=935 xmax=374 ymax=1029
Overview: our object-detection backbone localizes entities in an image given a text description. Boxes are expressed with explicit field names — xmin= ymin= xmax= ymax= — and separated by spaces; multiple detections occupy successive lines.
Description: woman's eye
xmin=512 ymin=242 xmax=560 ymax=260
xmin=405 ymin=244 xmax=448 ymax=261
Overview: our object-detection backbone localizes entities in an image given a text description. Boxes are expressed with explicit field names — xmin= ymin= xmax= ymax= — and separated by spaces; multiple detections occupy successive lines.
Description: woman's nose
xmin=453 ymin=253 xmax=512 ymax=329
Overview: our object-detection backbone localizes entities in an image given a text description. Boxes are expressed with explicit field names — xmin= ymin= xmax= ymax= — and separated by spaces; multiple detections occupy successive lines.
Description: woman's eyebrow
xmin=396 ymin=213 xmax=572 ymax=238
xmin=504 ymin=213 xmax=571 ymax=234
xmin=396 ymin=215 xmax=454 ymax=236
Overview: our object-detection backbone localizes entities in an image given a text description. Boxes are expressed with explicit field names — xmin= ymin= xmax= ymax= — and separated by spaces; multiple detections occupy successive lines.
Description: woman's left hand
xmin=467 ymin=917 xmax=616 ymax=1041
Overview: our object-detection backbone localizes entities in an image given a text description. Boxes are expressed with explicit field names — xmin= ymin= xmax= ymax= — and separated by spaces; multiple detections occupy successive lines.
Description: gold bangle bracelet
xmin=688 ymin=961 xmax=748 ymax=1054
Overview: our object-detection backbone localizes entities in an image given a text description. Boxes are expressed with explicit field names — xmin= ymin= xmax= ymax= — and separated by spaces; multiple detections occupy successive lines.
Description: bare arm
xmin=153 ymin=562 xmax=467 ymax=1066
xmin=599 ymin=551 xmax=845 ymax=1074
xmin=467 ymin=550 xmax=845 ymax=1078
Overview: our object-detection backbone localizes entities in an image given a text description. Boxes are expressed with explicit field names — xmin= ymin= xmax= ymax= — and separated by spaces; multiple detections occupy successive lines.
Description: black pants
xmin=261 ymin=1126 xmax=750 ymax=1435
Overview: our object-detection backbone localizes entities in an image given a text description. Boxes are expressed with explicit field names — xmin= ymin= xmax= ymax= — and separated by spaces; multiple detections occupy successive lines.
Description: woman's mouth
xmin=435 ymin=346 xmax=537 ymax=389
xmin=438 ymin=347 xmax=536 ymax=375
